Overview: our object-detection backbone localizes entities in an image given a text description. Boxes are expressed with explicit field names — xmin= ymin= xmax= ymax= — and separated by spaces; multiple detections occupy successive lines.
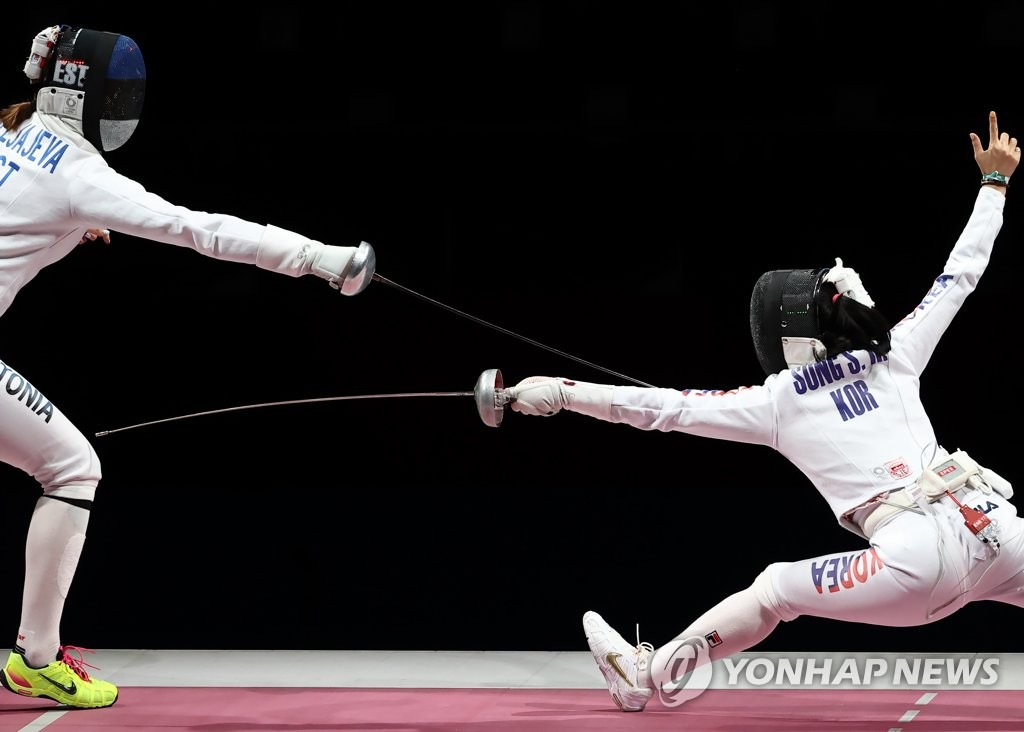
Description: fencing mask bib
xmin=27 ymin=24 xmax=145 ymax=152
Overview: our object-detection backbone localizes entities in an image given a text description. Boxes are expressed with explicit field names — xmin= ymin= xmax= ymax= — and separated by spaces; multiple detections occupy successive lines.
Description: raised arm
xmin=891 ymin=111 xmax=1020 ymax=372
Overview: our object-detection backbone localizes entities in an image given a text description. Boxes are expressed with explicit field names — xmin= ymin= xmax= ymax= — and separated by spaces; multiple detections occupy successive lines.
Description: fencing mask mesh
xmin=749 ymin=268 xmax=827 ymax=376
xmin=30 ymin=25 xmax=146 ymax=152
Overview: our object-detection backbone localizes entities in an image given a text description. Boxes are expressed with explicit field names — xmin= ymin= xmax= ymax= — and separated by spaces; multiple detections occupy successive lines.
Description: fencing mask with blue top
xmin=25 ymin=24 xmax=146 ymax=152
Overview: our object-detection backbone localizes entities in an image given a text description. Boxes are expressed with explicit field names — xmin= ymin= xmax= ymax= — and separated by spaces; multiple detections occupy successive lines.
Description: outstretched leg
xmin=590 ymin=509 xmax=971 ymax=711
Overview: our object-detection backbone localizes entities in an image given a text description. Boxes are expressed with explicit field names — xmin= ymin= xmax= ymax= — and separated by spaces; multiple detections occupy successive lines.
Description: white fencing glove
xmin=507 ymin=376 xmax=613 ymax=420
xmin=308 ymin=240 xmax=376 ymax=296
xmin=257 ymin=224 xmax=376 ymax=295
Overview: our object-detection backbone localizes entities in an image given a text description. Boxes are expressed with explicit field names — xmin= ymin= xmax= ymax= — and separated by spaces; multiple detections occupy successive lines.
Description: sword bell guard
xmin=474 ymin=368 xmax=505 ymax=428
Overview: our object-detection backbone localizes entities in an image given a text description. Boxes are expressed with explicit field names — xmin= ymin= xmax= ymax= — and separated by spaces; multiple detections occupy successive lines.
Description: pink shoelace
xmin=58 ymin=645 xmax=100 ymax=682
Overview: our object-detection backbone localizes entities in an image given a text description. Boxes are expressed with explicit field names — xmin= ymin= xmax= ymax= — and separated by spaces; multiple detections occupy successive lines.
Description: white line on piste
xmin=888 ymin=690 xmax=940 ymax=729
xmin=891 ymin=690 xmax=940 ymax=730
xmin=18 ymin=710 xmax=68 ymax=731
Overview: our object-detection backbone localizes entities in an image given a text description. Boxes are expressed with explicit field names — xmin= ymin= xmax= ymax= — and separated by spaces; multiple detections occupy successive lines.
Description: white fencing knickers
xmin=768 ymin=488 xmax=1024 ymax=626
xmin=0 ymin=358 xmax=101 ymax=500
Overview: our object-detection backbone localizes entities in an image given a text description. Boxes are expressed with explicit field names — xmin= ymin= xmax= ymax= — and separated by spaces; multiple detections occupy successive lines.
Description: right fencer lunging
xmin=505 ymin=110 xmax=1024 ymax=712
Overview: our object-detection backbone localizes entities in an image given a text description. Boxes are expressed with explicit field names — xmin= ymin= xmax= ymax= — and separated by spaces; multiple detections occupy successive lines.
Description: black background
xmin=1 ymin=2 xmax=1020 ymax=654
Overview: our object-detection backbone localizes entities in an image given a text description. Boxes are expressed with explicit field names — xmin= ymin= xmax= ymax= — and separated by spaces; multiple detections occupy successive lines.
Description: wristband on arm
xmin=981 ymin=171 xmax=1010 ymax=187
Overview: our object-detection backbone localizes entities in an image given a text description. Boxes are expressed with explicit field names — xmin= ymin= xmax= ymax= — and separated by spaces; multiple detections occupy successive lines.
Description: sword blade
xmin=371 ymin=273 xmax=655 ymax=388
xmin=94 ymin=391 xmax=476 ymax=437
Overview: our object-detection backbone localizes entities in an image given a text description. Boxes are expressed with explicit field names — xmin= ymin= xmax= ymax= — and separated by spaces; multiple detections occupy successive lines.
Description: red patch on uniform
xmin=886 ymin=460 xmax=912 ymax=479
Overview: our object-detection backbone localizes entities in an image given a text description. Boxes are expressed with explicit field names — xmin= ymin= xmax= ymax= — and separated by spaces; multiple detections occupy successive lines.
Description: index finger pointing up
xmin=990 ymin=110 xmax=999 ymax=145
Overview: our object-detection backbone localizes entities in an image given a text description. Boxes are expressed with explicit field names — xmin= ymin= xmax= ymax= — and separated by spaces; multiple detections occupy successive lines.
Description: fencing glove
xmin=507 ymin=377 xmax=613 ymax=420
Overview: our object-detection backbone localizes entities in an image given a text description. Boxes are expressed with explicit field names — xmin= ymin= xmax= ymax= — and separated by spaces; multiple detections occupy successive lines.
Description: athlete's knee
xmin=39 ymin=434 xmax=101 ymax=503
xmin=753 ymin=562 xmax=801 ymax=622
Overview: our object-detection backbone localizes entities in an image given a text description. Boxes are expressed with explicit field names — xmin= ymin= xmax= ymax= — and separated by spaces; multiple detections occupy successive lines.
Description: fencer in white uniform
xmin=0 ymin=24 xmax=375 ymax=708
xmin=507 ymin=111 xmax=1024 ymax=712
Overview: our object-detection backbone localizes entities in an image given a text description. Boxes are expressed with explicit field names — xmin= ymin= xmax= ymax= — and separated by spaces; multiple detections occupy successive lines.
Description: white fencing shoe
xmin=582 ymin=610 xmax=654 ymax=712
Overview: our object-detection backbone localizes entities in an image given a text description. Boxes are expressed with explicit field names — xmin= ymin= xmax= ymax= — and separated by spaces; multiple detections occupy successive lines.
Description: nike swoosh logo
xmin=606 ymin=653 xmax=635 ymax=687
xmin=38 ymin=672 xmax=76 ymax=695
